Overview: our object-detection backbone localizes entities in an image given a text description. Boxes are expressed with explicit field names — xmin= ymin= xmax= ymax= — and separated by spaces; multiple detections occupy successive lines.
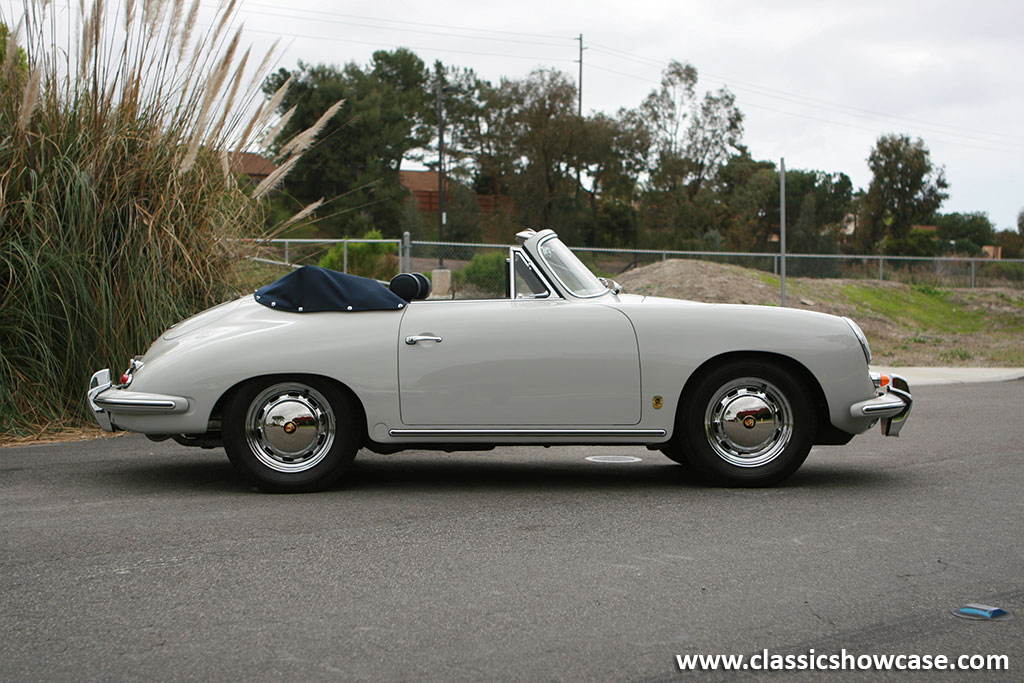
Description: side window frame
xmin=508 ymin=247 xmax=558 ymax=300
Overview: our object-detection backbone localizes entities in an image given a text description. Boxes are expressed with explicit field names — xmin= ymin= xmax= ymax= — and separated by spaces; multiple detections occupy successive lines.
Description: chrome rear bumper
xmin=849 ymin=374 xmax=912 ymax=437
xmin=87 ymin=369 xmax=114 ymax=431
xmin=87 ymin=368 xmax=189 ymax=432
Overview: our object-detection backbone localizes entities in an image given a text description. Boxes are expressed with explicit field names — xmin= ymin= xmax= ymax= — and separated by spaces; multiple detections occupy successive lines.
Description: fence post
xmin=403 ymin=232 xmax=412 ymax=273
xmin=779 ymin=157 xmax=786 ymax=307
xmin=284 ymin=240 xmax=290 ymax=266
xmin=878 ymin=257 xmax=883 ymax=281
xmin=662 ymin=252 xmax=666 ymax=262
xmin=971 ymin=259 xmax=975 ymax=288
xmin=773 ymin=256 xmax=778 ymax=275
xmin=343 ymin=240 xmax=348 ymax=274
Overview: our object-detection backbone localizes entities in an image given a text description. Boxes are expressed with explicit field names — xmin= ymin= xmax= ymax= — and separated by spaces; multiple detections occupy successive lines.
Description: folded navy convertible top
xmin=254 ymin=266 xmax=406 ymax=313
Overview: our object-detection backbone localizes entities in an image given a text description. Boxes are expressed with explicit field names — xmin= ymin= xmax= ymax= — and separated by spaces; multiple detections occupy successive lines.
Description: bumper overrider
xmin=849 ymin=374 xmax=913 ymax=437
xmin=87 ymin=368 xmax=189 ymax=432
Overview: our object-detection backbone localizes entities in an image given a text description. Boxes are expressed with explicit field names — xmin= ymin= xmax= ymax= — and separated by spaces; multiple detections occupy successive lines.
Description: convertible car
xmin=88 ymin=229 xmax=912 ymax=492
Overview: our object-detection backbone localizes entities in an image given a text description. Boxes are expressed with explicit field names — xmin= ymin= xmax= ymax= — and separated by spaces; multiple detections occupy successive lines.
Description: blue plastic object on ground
xmin=953 ymin=603 xmax=1010 ymax=620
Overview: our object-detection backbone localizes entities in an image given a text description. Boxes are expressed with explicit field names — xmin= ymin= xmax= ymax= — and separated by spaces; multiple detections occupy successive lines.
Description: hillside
xmin=617 ymin=259 xmax=1024 ymax=367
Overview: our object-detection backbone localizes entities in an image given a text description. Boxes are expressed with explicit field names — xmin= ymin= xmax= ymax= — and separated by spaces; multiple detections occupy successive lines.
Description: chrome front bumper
xmin=87 ymin=369 xmax=189 ymax=432
xmin=849 ymin=374 xmax=913 ymax=437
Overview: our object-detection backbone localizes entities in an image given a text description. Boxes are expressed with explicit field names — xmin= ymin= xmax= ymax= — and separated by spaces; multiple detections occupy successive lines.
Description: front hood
xmin=620 ymin=293 xmax=706 ymax=306
xmin=615 ymin=292 xmax=852 ymax=331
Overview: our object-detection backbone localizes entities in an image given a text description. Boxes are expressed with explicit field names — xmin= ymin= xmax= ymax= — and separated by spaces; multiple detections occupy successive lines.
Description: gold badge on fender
xmin=652 ymin=396 xmax=663 ymax=409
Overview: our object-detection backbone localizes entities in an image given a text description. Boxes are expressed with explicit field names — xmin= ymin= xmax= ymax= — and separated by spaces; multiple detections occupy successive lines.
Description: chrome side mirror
xmin=599 ymin=277 xmax=622 ymax=295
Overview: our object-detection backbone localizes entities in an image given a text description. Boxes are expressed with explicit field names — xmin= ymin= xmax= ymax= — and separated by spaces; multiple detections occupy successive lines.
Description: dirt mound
xmin=618 ymin=259 xmax=779 ymax=306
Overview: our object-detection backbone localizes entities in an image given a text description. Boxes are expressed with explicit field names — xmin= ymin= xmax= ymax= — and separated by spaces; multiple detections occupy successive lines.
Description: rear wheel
xmin=678 ymin=361 xmax=814 ymax=486
xmin=223 ymin=377 xmax=359 ymax=492
xmin=659 ymin=441 xmax=691 ymax=467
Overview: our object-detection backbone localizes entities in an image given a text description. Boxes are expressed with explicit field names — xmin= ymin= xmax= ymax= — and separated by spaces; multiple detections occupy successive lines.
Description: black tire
xmin=659 ymin=441 xmax=692 ymax=467
xmin=222 ymin=376 xmax=360 ymax=493
xmin=677 ymin=361 xmax=815 ymax=487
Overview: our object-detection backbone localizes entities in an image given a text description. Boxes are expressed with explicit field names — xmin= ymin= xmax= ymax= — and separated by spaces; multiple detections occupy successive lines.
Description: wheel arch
xmin=209 ymin=373 xmax=369 ymax=445
xmin=675 ymin=351 xmax=835 ymax=443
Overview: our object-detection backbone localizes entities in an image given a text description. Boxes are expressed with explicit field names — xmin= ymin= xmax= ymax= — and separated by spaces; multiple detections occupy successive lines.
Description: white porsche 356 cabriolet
xmin=88 ymin=229 xmax=911 ymax=492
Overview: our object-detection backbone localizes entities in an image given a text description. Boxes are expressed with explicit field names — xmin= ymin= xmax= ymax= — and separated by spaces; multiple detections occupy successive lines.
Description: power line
xmin=221 ymin=1 xmax=574 ymax=42
xmin=588 ymin=58 xmax=1024 ymax=155
xmin=740 ymin=102 xmax=1024 ymax=156
xmin=588 ymin=41 xmax=1024 ymax=144
xmin=201 ymin=5 xmax=1023 ymax=155
xmin=588 ymin=62 xmax=659 ymax=84
xmin=235 ymin=25 xmax=575 ymax=65
xmin=576 ymin=34 xmax=585 ymax=115
xmin=213 ymin=2 xmax=574 ymax=49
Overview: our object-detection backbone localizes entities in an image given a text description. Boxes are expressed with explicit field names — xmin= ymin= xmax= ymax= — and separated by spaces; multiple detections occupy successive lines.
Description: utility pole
xmin=576 ymin=34 xmax=584 ymax=116
xmin=575 ymin=34 xmax=586 ymax=222
xmin=436 ymin=63 xmax=446 ymax=267
xmin=780 ymin=157 xmax=787 ymax=307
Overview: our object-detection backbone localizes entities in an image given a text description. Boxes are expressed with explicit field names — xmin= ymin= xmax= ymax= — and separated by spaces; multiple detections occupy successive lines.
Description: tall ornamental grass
xmin=0 ymin=0 xmax=339 ymax=436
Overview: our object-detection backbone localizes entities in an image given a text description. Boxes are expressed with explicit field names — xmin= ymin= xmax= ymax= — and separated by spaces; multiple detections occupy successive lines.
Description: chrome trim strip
xmin=389 ymin=428 xmax=667 ymax=438
xmin=91 ymin=390 xmax=189 ymax=415
xmin=862 ymin=400 xmax=907 ymax=415
xmin=849 ymin=392 xmax=909 ymax=419
xmin=94 ymin=397 xmax=178 ymax=410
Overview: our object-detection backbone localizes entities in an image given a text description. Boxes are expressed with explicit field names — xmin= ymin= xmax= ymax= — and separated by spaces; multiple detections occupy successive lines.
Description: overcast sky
xmin=9 ymin=0 xmax=1021 ymax=230
xmin=210 ymin=0 xmax=1020 ymax=230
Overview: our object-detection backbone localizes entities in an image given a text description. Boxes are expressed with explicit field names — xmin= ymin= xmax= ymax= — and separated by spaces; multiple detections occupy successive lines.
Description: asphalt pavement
xmin=1 ymin=380 xmax=1022 ymax=681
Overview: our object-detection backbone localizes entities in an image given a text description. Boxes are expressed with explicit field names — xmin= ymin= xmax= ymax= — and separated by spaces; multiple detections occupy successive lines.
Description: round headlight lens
xmin=843 ymin=317 xmax=872 ymax=365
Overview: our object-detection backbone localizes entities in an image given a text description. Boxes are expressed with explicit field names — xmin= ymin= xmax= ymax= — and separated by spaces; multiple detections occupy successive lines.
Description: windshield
xmin=536 ymin=237 xmax=608 ymax=298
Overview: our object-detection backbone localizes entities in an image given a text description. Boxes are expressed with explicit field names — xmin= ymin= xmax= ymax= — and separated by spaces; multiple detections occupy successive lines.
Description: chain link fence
xmin=236 ymin=235 xmax=1024 ymax=299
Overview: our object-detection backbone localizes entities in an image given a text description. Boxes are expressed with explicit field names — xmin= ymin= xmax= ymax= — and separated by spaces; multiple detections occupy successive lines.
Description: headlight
xmin=843 ymin=317 xmax=872 ymax=365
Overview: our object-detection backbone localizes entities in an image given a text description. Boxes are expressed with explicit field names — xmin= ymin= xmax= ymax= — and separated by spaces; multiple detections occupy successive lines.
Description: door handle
xmin=405 ymin=334 xmax=443 ymax=345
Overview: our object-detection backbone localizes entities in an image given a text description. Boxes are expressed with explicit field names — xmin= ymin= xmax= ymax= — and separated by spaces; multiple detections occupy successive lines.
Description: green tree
xmin=636 ymin=61 xmax=743 ymax=248
xmin=0 ymin=22 xmax=29 ymax=104
xmin=713 ymin=153 xmax=851 ymax=254
xmin=501 ymin=69 xmax=584 ymax=230
xmin=858 ymin=134 xmax=948 ymax=252
xmin=935 ymin=211 xmax=996 ymax=254
xmin=0 ymin=22 xmax=28 ymax=71
xmin=263 ymin=49 xmax=430 ymax=237
xmin=996 ymin=220 xmax=1022 ymax=259
xmin=640 ymin=60 xmax=743 ymax=198
xmin=427 ymin=67 xmax=586 ymax=237
xmin=716 ymin=151 xmax=776 ymax=250
xmin=575 ymin=110 xmax=649 ymax=246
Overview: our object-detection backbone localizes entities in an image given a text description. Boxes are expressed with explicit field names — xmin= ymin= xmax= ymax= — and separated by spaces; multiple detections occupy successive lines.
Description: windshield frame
xmin=535 ymin=235 xmax=609 ymax=299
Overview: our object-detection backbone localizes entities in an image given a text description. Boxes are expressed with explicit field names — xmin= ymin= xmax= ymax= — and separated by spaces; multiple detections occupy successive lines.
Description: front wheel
xmin=223 ymin=377 xmax=359 ymax=492
xmin=678 ymin=362 xmax=815 ymax=487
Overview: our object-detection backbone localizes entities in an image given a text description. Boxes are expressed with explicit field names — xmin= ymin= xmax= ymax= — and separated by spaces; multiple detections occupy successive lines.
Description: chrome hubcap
xmin=244 ymin=384 xmax=335 ymax=473
xmin=705 ymin=378 xmax=793 ymax=467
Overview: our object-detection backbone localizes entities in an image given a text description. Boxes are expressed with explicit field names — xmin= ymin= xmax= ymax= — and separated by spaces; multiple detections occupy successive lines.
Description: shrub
xmin=319 ymin=230 xmax=399 ymax=281
xmin=454 ymin=250 xmax=507 ymax=296
xmin=981 ymin=262 xmax=1024 ymax=283
xmin=0 ymin=3 xmax=337 ymax=436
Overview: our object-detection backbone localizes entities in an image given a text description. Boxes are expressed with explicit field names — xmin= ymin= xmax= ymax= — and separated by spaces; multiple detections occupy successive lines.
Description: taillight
xmin=119 ymin=358 xmax=145 ymax=387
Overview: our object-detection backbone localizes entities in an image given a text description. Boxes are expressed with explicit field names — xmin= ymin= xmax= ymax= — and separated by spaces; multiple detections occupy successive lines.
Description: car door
xmin=398 ymin=299 xmax=641 ymax=426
